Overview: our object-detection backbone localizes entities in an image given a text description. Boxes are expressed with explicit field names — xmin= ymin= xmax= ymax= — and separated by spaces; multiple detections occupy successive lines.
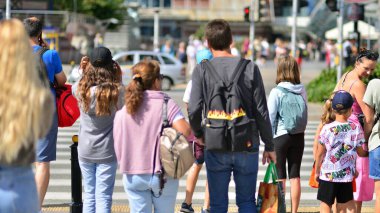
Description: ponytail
xmin=125 ymin=78 xmax=144 ymax=115
xmin=125 ymin=60 xmax=160 ymax=115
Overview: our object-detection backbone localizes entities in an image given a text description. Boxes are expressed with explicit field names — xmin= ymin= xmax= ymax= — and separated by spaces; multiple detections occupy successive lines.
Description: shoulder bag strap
xmin=151 ymin=95 xmax=170 ymax=198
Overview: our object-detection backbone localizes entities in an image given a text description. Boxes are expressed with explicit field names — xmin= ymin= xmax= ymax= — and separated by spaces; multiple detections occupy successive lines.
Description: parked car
xmin=68 ymin=50 xmax=186 ymax=90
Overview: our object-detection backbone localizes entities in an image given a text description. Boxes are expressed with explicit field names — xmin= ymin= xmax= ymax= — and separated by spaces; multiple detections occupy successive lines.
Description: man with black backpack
xmin=188 ymin=19 xmax=276 ymax=213
xmin=23 ymin=17 xmax=66 ymax=212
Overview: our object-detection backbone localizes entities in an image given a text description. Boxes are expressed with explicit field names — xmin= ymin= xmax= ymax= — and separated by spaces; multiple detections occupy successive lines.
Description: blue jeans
xmin=205 ymin=150 xmax=259 ymax=213
xmin=0 ymin=166 xmax=38 ymax=213
xmin=123 ymin=174 xmax=179 ymax=213
xmin=79 ymin=160 xmax=117 ymax=213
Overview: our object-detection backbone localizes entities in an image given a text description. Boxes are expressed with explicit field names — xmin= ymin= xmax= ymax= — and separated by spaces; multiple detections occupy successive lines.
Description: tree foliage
xmin=54 ymin=0 xmax=125 ymax=23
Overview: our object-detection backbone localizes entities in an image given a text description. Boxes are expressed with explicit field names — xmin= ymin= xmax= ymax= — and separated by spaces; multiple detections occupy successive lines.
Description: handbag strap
xmin=151 ymin=94 xmax=171 ymax=198
xmin=263 ymin=162 xmax=278 ymax=184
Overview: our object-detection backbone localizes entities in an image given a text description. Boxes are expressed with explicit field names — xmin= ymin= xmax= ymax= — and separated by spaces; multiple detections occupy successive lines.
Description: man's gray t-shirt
xmin=363 ymin=79 xmax=380 ymax=151
xmin=73 ymin=83 xmax=125 ymax=163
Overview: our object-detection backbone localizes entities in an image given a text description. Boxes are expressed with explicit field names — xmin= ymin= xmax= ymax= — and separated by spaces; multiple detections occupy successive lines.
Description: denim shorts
xmin=369 ymin=145 xmax=380 ymax=180
xmin=36 ymin=111 xmax=58 ymax=162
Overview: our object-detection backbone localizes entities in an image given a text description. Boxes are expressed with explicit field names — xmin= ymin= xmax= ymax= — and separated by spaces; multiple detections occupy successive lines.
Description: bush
xmin=307 ymin=63 xmax=380 ymax=103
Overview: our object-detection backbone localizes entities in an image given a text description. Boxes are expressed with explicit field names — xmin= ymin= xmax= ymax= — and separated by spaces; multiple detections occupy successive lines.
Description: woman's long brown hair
xmin=125 ymin=60 xmax=160 ymax=115
xmin=77 ymin=63 xmax=122 ymax=116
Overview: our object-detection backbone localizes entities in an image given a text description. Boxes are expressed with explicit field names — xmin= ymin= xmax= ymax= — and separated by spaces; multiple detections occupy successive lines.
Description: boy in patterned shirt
xmin=315 ymin=90 xmax=368 ymax=213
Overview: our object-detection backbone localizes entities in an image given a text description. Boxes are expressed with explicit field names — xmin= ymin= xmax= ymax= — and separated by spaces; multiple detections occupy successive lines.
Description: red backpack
xmin=55 ymin=84 xmax=80 ymax=127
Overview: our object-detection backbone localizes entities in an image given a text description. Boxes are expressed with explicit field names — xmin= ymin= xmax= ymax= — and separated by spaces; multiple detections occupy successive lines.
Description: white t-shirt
xmin=318 ymin=121 xmax=365 ymax=182
xmin=183 ymin=80 xmax=192 ymax=103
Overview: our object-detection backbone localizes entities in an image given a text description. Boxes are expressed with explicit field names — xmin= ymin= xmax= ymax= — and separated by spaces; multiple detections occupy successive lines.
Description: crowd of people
xmin=1 ymin=17 xmax=380 ymax=213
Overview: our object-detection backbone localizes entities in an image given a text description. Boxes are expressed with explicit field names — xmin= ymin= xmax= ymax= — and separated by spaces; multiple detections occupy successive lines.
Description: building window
xmin=131 ymin=0 xmax=171 ymax=7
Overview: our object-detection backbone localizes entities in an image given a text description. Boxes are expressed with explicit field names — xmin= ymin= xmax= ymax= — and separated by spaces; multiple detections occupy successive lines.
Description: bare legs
xmin=320 ymin=200 xmax=355 ymax=213
xmin=184 ymin=163 xmax=210 ymax=210
xmin=279 ymin=178 xmax=301 ymax=213
xmin=376 ymin=180 xmax=380 ymax=213
xmin=354 ymin=201 xmax=362 ymax=213
xmin=35 ymin=162 xmax=50 ymax=210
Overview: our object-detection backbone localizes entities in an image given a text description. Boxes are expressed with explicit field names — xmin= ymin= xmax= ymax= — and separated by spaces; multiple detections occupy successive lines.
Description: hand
xmin=262 ymin=151 xmax=276 ymax=165
xmin=315 ymin=174 xmax=320 ymax=182
xmin=196 ymin=137 xmax=205 ymax=146
xmin=354 ymin=170 xmax=359 ymax=178
xmin=80 ymin=56 xmax=90 ymax=71
xmin=39 ymin=36 xmax=48 ymax=48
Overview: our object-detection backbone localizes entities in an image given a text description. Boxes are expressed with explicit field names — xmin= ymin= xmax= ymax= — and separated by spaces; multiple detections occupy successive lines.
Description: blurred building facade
xmin=124 ymin=0 xmax=315 ymax=46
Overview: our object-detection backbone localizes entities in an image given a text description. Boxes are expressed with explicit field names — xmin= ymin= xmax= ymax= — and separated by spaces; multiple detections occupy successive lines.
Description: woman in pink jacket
xmin=113 ymin=60 xmax=191 ymax=213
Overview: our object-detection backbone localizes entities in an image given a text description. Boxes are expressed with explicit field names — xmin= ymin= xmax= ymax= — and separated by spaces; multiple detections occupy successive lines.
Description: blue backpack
xmin=276 ymin=86 xmax=307 ymax=134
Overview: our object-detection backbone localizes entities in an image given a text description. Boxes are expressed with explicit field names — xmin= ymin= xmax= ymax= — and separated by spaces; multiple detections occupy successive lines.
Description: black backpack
xmin=34 ymin=48 xmax=54 ymax=88
xmin=201 ymin=58 xmax=254 ymax=152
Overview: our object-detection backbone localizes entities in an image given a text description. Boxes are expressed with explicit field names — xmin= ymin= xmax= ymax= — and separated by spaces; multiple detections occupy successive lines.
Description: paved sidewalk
xmin=42 ymin=204 xmax=375 ymax=213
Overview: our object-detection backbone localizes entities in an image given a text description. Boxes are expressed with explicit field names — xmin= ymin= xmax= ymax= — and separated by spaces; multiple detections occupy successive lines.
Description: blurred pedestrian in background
xmin=0 ymin=19 xmax=54 ymax=213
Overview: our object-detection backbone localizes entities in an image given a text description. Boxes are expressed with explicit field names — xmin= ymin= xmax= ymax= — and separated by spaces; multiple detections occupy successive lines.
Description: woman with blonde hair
xmin=114 ymin=60 xmax=191 ymax=213
xmin=0 ymin=19 xmax=54 ymax=212
xmin=73 ymin=47 xmax=124 ymax=212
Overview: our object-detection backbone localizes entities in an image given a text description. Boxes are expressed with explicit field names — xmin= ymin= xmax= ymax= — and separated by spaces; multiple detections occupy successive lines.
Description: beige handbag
xmin=159 ymin=96 xmax=194 ymax=179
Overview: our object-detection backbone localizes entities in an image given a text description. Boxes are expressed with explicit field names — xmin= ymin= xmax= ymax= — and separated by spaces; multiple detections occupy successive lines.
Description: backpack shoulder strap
xmin=202 ymin=60 xmax=226 ymax=85
xmin=276 ymin=86 xmax=289 ymax=94
xmin=230 ymin=58 xmax=249 ymax=84
xmin=36 ymin=48 xmax=55 ymax=88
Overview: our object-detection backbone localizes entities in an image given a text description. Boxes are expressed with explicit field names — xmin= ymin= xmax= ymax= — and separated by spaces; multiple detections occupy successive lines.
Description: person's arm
xmin=251 ymin=63 xmax=276 ymax=164
xmin=352 ymin=81 xmax=372 ymax=132
xmin=188 ymin=65 xmax=204 ymax=139
xmin=357 ymin=146 xmax=369 ymax=157
xmin=313 ymin=123 xmax=323 ymax=159
xmin=363 ymin=80 xmax=378 ymax=141
xmin=314 ymin=143 xmax=326 ymax=181
xmin=51 ymin=50 xmax=66 ymax=87
xmin=267 ymin=89 xmax=279 ymax=131
xmin=172 ymin=118 xmax=191 ymax=138
xmin=363 ymin=104 xmax=375 ymax=141
xmin=252 ymin=64 xmax=274 ymax=151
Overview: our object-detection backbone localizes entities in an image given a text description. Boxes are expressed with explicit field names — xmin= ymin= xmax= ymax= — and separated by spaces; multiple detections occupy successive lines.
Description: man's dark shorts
xmin=36 ymin=112 xmax=58 ymax=162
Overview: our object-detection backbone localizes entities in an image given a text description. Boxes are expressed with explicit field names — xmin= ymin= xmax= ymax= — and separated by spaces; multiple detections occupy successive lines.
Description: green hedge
xmin=307 ymin=64 xmax=380 ymax=103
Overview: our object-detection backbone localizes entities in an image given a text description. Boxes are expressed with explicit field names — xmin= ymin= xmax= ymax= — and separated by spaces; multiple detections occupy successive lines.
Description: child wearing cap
xmin=315 ymin=90 xmax=369 ymax=213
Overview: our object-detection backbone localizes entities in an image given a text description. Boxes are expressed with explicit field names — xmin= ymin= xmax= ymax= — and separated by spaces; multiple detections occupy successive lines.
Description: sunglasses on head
xmin=356 ymin=50 xmax=379 ymax=61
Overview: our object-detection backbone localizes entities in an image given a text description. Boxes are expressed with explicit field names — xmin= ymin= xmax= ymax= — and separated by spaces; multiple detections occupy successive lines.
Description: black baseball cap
xmin=90 ymin=47 xmax=113 ymax=68
xmin=332 ymin=90 xmax=354 ymax=111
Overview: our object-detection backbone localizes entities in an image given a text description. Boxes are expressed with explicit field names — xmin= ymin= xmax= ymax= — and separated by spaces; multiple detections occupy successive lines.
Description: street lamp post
xmin=291 ymin=0 xmax=298 ymax=57
xmin=250 ymin=0 xmax=255 ymax=62
xmin=337 ymin=0 xmax=344 ymax=82
xmin=5 ymin=0 xmax=11 ymax=19
xmin=154 ymin=9 xmax=160 ymax=52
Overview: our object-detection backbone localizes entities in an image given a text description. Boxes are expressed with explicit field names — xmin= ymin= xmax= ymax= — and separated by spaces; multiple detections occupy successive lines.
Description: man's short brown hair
xmin=205 ymin=19 xmax=232 ymax=51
